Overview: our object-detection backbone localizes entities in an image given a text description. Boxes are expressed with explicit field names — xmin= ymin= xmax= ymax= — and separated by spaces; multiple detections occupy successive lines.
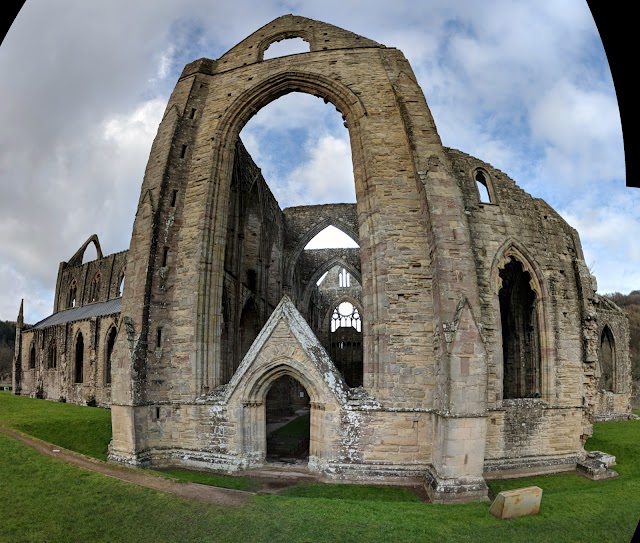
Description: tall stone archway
xmin=109 ymin=15 xmax=487 ymax=502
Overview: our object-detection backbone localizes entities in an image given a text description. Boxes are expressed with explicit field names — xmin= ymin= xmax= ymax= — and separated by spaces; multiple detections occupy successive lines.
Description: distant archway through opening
xmin=265 ymin=375 xmax=310 ymax=463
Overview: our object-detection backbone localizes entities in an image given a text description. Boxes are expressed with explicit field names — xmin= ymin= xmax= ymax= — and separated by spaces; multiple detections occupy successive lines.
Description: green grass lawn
xmin=271 ymin=412 xmax=310 ymax=437
xmin=0 ymin=391 xmax=112 ymax=460
xmin=1 ymin=391 xmax=639 ymax=543
xmin=153 ymin=468 xmax=259 ymax=492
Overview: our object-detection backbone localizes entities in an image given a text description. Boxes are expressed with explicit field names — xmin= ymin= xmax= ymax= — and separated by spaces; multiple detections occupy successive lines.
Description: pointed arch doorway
xmin=265 ymin=375 xmax=311 ymax=463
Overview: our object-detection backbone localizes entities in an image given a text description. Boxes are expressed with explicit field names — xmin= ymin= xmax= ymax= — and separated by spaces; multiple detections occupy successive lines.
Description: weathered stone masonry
xmin=14 ymin=15 xmax=631 ymax=503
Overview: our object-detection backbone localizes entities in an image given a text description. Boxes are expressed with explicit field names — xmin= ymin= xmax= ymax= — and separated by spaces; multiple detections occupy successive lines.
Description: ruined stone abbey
xmin=13 ymin=16 xmax=631 ymax=502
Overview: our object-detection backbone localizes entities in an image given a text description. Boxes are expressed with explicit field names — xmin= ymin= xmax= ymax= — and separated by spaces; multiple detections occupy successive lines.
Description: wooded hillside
xmin=0 ymin=320 xmax=16 ymax=382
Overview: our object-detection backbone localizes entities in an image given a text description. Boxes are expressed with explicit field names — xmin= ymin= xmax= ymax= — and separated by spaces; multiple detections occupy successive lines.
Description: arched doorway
xmin=265 ymin=375 xmax=310 ymax=463
xmin=499 ymin=258 xmax=541 ymax=399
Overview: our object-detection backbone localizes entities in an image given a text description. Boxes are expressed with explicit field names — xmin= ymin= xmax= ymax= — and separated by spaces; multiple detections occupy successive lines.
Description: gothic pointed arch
xmin=197 ymin=71 xmax=372 ymax=393
xmin=286 ymin=218 xmax=360 ymax=288
xmin=598 ymin=324 xmax=616 ymax=392
xmin=224 ymin=296 xmax=349 ymax=406
xmin=491 ymin=239 xmax=550 ymax=401
xmin=66 ymin=234 xmax=104 ymax=267
xmin=301 ymin=258 xmax=362 ymax=312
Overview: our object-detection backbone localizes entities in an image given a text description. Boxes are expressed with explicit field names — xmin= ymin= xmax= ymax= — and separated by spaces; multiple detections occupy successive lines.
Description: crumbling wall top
xmin=181 ymin=15 xmax=384 ymax=78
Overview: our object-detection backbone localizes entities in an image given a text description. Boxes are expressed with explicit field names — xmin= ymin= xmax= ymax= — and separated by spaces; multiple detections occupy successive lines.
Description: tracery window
xmin=329 ymin=301 xmax=363 ymax=387
xmin=331 ymin=302 xmax=361 ymax=332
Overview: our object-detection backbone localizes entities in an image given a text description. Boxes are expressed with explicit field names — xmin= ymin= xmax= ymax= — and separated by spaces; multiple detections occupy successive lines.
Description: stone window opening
xmin=475 ymin=170 xmax=494 ymax=204
xmin=263 ymin=37 xmax=310 ymax=60
xmin=68 ymin=279 xmax=78 ymax=308
xmin=48 ymin=339 xmax=57 ymax=369
xmin=117 ymin=272 xmax=125 ymax=297
xmin=170 ymin=189 xmax=178 ymax=207
xmin=598 ymin=325 xmax=615 ymax=392
xmin=75 ymin=332 xmax=84 ymax=384
xmin=29 ymin=343 xmax=36 ymax=369
xmin=156 ymin=328 xmax=162 ymax=349
xmin=338 ymin=268 xmax=351 ymax=288
xmin=105 ymin=326 xmax=116 ymax=385
xmin=329 ymin=301 xmax=363 ymax=387
xmin=499 ymin=258 xmax=541 ymax=399
xmin=162 ymin=247 xmax=169 ymax=267
xmin=331 ymin=301 xmax=361 ymax=332
xmin=89 ymin=273 xmax=101 ymax=303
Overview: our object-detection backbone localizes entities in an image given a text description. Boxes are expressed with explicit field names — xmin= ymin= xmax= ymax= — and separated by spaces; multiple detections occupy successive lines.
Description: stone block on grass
xmin=489 ymin=486 xmax=542 ymax=519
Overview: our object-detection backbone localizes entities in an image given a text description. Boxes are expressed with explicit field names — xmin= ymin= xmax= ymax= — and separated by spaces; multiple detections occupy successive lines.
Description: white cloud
xmin=103 ymin=99 xmax=166 ymax=151
xmin=559 ymin=186 xmax=640 ymax=294
xmin=530 ymin=80 xmax=623 ymax=185
xmin=0 ymin=263 xmax=53 ymax=325
xmin=282 ymin=134 xmax=354 ymax=207
xmin=0 ymin=0 xmax=633 ymax=321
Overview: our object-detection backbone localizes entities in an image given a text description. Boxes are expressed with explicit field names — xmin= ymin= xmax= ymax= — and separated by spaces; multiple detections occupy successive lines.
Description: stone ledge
xmin=576 ymin=451 xmax=618 ymax=480
xmin=424 ymin=466 xmax=489 ymax=504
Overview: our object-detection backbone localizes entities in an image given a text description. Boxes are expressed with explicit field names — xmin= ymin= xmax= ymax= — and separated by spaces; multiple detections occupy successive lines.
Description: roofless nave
xmin=13 ymin=15 xmax=631 ymax=503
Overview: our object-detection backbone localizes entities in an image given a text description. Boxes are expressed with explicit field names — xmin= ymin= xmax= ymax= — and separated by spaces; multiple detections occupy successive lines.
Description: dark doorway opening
xmin=265 ymin=375 xmax=310 ymax=463
xmin=499 ymin=258 xmax=541 ymax=399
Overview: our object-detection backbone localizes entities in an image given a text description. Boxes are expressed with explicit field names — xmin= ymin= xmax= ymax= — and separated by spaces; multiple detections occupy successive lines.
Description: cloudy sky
xmin=0 ymin=0 xmax=635 ymax=324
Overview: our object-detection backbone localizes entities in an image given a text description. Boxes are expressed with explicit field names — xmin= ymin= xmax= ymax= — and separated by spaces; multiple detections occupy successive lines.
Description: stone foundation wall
xmin=484 ymin=402 xmax=583 ymax=473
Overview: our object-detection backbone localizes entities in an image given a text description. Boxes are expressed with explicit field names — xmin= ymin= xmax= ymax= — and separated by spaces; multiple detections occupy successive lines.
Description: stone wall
xmin=593 ymin=295 xmax=632 ymax=420
xmin=6 ymin=14 xmax=623 ymax=504
xmin=17 ymin=314 xmax=118 ymax=407
xmin=54 ymin=236 xmax=127 ymax=312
